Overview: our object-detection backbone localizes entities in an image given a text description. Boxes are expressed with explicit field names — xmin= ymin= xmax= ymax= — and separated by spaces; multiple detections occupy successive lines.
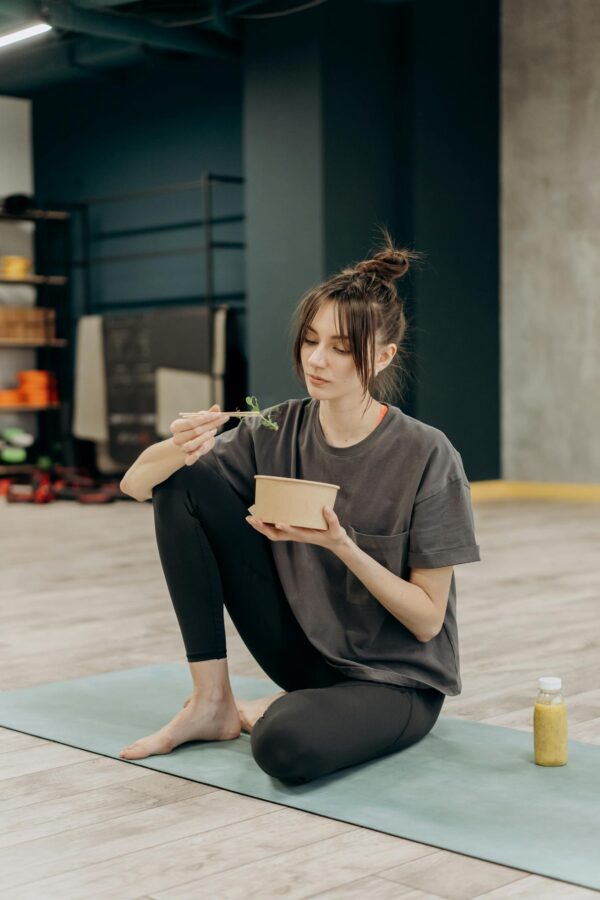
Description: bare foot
xmin=182 ymin=690 xmax=287 ymax=733
xmin=236 ymin=692 xmax=288 ymax=733
xmin=119 ymin=697 xmax=242 ymax=760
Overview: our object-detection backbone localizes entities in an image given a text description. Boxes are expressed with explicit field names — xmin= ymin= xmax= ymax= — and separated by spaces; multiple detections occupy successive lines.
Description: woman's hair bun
xmin=352 ymin=227 xmax=423 ymax=283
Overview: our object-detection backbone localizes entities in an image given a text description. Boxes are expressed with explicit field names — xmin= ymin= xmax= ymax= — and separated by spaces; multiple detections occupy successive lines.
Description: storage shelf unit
xmin=0 ymin=338 xmax=67 ymax=348
xmin=77 ymin=173 xmax=245 ymax=315
xmin=75 ymin=173 xmax=247 ymax=469
xmin=0 ymin=275 xmax=67 ymax=286
xmin=0 ymin=210 xmax=69 ymax=222
xmin=0 ymin=206 xmax=71 ymax=465
xmin=0 ymin=404 xmax=60 ymax=411
xmin=0 ymin=177 xmax=246 ymax=472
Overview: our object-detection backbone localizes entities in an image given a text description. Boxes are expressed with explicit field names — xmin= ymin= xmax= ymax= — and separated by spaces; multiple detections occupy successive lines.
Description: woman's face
xmin=300 ymin=302 xmax=366 ymax=398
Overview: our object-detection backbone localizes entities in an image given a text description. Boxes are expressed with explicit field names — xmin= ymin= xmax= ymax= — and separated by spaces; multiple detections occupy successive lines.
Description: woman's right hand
xmin=170 ymin=403 xmax=230 ymax=466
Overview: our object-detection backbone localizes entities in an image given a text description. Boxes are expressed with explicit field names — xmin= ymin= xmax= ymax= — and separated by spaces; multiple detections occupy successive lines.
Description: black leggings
xmin=152 ymin=460 xmax=445 ymax=784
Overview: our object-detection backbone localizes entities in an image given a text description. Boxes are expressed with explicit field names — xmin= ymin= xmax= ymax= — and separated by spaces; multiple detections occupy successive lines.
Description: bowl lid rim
xmin=254 ymin=474 xmax=340 ymax=490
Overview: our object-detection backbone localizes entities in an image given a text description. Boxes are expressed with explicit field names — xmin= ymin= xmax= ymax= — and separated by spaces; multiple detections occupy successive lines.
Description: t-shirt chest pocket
xmin=344 ymin=527 xmax=410 ymax=607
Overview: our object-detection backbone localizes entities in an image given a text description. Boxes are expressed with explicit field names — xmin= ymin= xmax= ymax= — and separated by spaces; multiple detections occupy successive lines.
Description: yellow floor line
xmin=471 ymin=481 xmax=600 ymax=503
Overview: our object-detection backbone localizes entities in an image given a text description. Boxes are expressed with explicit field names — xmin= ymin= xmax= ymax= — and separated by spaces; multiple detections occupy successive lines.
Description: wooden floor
xmin=1 ymin=495 xmax=599 ymax=899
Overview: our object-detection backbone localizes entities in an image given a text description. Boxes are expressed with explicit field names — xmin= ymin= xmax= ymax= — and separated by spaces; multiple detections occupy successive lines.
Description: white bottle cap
xmin=538 ymin=676 xmax=562 ymax=692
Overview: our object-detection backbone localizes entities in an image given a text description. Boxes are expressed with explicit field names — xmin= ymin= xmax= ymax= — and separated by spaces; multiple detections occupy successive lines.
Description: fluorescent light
xmin=0 ymin=23 xmax=52 ymax=50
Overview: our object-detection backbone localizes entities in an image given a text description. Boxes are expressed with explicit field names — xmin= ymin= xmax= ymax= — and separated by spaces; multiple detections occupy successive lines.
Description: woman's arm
xmin=333 ymin=536 xmax=453 ymax=642
xmin=119 ymin=438 xmax=185 ymax=502
xmin=120 ymin=408 xmax=230 ymax=502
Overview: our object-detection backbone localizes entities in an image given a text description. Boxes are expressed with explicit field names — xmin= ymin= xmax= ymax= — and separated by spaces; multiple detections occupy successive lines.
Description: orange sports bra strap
xmin=377 ymin=403 xmax=389 ymax=425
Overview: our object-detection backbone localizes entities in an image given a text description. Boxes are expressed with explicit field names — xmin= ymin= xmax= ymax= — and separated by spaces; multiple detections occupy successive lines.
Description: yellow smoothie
xmin=534 ymin=700 xmax=568 ymax=766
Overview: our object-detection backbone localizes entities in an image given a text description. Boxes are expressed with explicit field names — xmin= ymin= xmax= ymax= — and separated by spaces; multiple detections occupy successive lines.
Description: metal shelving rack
xmin=0 ymin=208 xmax=71 ymax=472
xmin=0 ymin=175 xmax=246 ymax=473
xmin=77 ymin=173 xmax=246 ymax=316
xmin=73 ymin=173 xmax=247 ymax=467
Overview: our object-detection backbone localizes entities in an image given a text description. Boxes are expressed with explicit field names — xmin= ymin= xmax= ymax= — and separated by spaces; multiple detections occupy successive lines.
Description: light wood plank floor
xmin=1 ymin=496 xmax=599 ymax=899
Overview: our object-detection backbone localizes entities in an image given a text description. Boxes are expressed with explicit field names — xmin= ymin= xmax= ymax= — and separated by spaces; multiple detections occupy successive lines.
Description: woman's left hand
xmin=245 ymin=506 xmax=348 ymax=552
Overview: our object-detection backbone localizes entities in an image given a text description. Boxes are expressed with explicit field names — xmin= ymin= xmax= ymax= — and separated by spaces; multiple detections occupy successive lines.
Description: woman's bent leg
xmin=152 ymin=460 xmax=342 ymax=692
xmin=251 ymin=681 xmax=445 ymax=784
xmin=121 ymin=460 xmax=347 ymax=761
xmin=152 ymin=465 xmax=228 ymax=662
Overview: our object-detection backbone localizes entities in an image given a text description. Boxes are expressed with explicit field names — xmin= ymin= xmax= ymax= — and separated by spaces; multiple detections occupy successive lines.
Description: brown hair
xmin=289 ymin=227 xmax=424 ymax=412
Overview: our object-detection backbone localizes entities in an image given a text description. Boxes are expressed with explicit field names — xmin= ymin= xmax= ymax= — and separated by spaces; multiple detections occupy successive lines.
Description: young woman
xmin=118 ymin=230 xmax=481 ymax=785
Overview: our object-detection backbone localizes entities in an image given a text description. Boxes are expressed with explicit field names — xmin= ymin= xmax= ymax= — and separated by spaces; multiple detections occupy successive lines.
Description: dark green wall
xmin=33 ymin=56 xmax=244 ymax=318
xmin=412 ymin=0 xmax=500 ymax=479
xmin=243 ymin=0 xmax=499 ymax=478
xmin=31 ymin=0 xmax=500 ymax=479
xmin=243 ymin=0 xmax=415 ymax=408
xmin=321 ymin=1 xmax=415 ymax=415
xmin=242 ymin=7 xmax=325 ymax=410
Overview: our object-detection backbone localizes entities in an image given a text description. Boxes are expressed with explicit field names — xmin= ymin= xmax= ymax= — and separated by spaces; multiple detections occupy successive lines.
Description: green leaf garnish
xmin=245 ymin=395 xmax=280 ymax=430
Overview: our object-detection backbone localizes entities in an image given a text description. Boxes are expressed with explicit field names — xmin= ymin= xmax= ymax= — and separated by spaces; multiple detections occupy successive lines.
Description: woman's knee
xmin=151 ymin=466 xmax=189 ymax=519
xmin=250 ymin=715 xmax=318 ymax=784
xmin=152 ymin=461 xmax=217 ymax=515
xmin=418 ymin=689 xmax=445 ymax=731
xmin=153 ymin=463 xmax=191 ymax=495
xmin=390 ymin=689 xmax=444 ymax=752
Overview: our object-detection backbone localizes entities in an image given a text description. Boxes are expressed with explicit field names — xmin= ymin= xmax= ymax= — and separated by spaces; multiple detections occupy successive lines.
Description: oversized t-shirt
xmin=201 ymin=397 xmax=481 ymax=696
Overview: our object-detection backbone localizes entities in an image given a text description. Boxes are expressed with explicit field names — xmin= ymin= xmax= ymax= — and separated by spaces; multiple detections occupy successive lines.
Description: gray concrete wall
xmin=502 ymin=0 xmax=600 ymax=482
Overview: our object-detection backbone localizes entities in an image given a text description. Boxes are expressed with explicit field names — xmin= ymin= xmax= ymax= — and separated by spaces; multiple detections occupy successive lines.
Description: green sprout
xmin=244 ymin=395 xmax=280 ymax=430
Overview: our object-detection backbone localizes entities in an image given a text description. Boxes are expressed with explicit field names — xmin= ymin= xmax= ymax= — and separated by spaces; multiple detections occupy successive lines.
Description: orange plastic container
xmin=0 ymin=389 xmax=22 ymax=405
xmin=18 ymin=370 xmax=54 ymax=383
xmin=20 ymin=391 xmax=52 ymax=402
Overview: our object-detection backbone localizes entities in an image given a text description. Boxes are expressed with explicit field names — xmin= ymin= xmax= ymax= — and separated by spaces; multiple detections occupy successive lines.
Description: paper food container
xmin=248 ymin=475 xmax=341 ymax=530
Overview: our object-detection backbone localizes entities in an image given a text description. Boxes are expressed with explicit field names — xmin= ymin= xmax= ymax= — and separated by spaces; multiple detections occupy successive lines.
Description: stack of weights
xmin=0 ymin=387 xmax=22 ymax=406
xmin=0 ymin=370 xmax=58 ymax=408
xmin=18 ymin=370 xmax=58 ymax=406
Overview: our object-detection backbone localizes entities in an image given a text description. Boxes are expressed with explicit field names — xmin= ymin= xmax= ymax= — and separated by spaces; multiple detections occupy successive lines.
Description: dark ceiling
xmin=0 ymin=0 xmax=401 ymax=95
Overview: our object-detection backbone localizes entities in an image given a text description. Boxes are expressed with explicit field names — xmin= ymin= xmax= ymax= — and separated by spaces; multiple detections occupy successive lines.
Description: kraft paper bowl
xmin=249 ymin=474 xmax=341 ymax=530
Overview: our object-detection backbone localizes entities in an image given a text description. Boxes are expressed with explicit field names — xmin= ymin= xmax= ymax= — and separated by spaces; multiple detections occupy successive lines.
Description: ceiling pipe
xmin=74 ymin=1 xmax=140 ymax=6
xmin=38 ymin=0 xmax=239 ymax=58
xmin=0 ymin=35 xmax=144 ymax=93
xmin=210 ymin=0 xmax=239 ymax=38
xmin=0 ymin=0 xmax=40 ymax=19
xmin=133 ymin=0 xmax=267 ymax=30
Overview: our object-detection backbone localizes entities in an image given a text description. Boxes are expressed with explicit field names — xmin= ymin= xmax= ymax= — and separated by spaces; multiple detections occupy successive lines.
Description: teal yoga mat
xmin=0 ymin=663 xmax=598 ymax=891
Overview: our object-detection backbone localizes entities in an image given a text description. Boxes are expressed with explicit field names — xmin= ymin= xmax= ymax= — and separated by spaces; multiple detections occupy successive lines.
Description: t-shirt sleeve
xmin=201 ymin=416 xmax=257 ymax=509
xmin=407 ymin=437 xmax=481 ymax=569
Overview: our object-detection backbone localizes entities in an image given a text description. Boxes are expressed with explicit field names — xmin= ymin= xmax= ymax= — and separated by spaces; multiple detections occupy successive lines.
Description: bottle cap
xmin=538 ymin=676 xmax=562 ymax=692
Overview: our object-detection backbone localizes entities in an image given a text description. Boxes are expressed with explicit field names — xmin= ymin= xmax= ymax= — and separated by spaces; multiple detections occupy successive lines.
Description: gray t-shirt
xmin=202 ymin=397 xmax=481 ymax=696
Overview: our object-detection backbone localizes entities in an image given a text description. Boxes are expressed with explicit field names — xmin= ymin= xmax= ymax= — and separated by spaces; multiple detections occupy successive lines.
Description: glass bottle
xmin=533 ymin=676 xmax=568 ymax=766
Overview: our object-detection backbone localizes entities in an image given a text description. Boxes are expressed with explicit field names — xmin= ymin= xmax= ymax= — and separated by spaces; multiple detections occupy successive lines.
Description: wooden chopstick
xmin=178 ymin=410 xmax=263 ymax=418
